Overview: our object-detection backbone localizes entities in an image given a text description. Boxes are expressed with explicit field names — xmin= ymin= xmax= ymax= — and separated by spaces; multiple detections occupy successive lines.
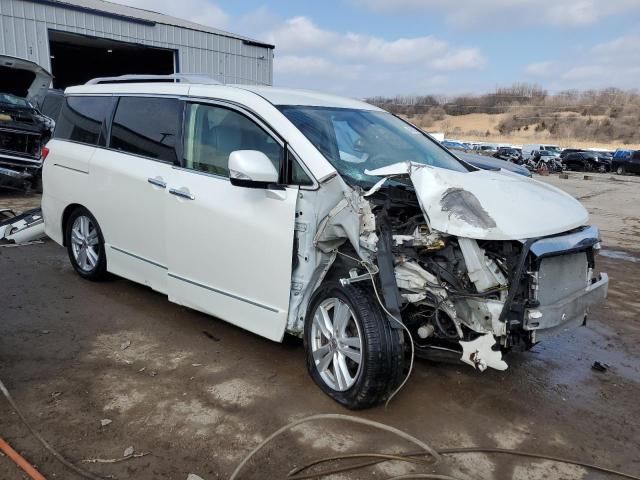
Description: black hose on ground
xmin=0 ymin=378 xmax=106 ymax=480
xmin=288 ymin=447 xmax=640 ymax=480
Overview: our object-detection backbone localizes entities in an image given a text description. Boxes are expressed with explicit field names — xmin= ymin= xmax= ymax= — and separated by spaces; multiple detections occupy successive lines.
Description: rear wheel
xmin=304 ymin=283 xmax=405 ymax=409
xmin=65 ymin=207 xmax=107 ymax=281
xmin=617 ymin=165 xmax=625 ymax=175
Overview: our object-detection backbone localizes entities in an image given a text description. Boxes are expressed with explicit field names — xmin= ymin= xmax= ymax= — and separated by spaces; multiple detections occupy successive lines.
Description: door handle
xmin=147 ymin=177 xmax=167 ymax=188
xmin=169 ymin=187 xmax=195 ymax=200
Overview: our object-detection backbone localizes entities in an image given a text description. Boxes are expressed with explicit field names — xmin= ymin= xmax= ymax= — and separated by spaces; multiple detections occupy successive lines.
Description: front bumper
xmin=523 ymin=273 xmax=609 ymax=340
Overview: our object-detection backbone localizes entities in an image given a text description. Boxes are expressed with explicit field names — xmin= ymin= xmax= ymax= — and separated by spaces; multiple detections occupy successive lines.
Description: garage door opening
xmin=49 ymin=30 xmax=176 ymax=89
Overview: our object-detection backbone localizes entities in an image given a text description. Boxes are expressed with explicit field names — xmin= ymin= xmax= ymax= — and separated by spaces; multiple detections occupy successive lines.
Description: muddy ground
xmin=0 ymin=174 xmax=639 ymax=480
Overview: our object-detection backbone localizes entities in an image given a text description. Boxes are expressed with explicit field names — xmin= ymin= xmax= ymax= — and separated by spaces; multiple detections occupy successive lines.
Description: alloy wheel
xmin=310 ymin=297 xmax=363 ymax=391
xmin=70 ymin=215 xmax=100 ymax=272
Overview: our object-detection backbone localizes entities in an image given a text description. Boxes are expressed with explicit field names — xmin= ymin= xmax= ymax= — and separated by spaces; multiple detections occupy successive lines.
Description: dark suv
xmin=612 ymin=150 xmax=640 ymax=175
xmin=562 ymin=151 xmax=611 ymax=172
xmin=0 ymin=55 xmax=54 ymax=191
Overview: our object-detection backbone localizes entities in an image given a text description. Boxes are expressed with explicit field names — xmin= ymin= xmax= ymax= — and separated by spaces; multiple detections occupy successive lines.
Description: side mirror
xmin=228 ymin=150 xmax=279 ymax=189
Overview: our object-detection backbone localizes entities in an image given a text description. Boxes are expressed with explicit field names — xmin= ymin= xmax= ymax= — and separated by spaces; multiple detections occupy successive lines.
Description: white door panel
xmin=89 ymin=149 xmax=170 ymax=293
xmin=167 ymin=169 xmax=298 ymax=341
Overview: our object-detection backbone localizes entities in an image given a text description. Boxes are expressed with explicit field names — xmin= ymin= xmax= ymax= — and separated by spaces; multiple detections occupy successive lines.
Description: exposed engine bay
xmin=288 ymin=162 xmax=609 ymax=373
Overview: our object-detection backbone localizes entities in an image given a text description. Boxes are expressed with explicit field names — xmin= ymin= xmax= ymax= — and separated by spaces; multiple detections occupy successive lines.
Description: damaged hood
xmin=0 ymin=55 xmax=53 ymax=106
xmin=366 ymin=162 xmax=589 ymax=240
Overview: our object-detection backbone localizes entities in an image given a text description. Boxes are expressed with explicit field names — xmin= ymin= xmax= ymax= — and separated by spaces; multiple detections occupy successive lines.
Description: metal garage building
xmin=0 ymin=0 xmax=274 ymax=89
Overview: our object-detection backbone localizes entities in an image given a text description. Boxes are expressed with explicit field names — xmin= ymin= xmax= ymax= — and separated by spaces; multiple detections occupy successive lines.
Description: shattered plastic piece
xmin=101 ymin=419 xmax=112 ymax=427
xmin=187 ymin=475 xmax=206 ymax=480
xmin=123 ymin=446 xmax=134 ymax=457
xmin=120 ymin=340 xmax=131 ymax=351
xmin=363 ymin=177 xmax=388 ymax=197
xmin=459 ymin=333 xmax=508 ymax=371
xmin=0 ymin=208 xmax=46 ymax=244
xmin=592 ymin=361 xmax=608 ymax=373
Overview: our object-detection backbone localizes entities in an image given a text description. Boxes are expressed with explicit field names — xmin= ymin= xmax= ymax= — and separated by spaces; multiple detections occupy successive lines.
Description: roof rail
xmin=85 ymin=74 xmax=222 ymax=85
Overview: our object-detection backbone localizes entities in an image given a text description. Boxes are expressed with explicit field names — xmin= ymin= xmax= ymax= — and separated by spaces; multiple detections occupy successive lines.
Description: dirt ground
xmin=1 ymin=174 xmax=639 ymax=480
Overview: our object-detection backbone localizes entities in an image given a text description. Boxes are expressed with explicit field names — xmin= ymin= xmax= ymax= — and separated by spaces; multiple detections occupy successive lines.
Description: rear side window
xmin=54 ymin=96 xmax=112 ymax=146
xmin=110 ymin=97 xmax=181 ymax=163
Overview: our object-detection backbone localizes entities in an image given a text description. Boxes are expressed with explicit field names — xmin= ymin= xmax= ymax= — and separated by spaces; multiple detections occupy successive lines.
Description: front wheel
xmin=304 ymin=284 xmax=405 ymax=409
xmin=65 ymin=207 xmax=107 ymax=281
xmin=617 ymin=166 xmax=625 ymax=175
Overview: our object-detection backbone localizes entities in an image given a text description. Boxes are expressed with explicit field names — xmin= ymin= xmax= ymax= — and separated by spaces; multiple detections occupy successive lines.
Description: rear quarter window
xmin=54 ymin=96 xmax=112 ymax=146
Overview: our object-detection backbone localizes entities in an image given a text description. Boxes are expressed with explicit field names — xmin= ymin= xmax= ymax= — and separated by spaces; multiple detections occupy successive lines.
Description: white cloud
xmin=107 ymin=1 xmax=485 ymax=95
xmin=262 ymin=15 xmax=484 ymax=94
xmin=353 ymin=0 xmax=640 ymax=27
xmin=525 ymin=61 xmax=559 ymax=76
xmin=265 ymin=16 xmax=485 ymax=68
xmin=113 ymin=0 xmax=230 ymax=30
xmin=524 ymin=35 xmax=640 ymax=89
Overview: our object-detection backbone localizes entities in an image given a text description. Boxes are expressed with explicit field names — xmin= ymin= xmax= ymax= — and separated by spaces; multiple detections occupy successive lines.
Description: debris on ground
xmin=187 ymin=474 xmax=205 ymax=480
xmin=592 ymin=361 xmax=609 ymax=372
xmin=202 ymin=331 xmax=220 ymax=342
xmin=123 ymin=446 xmax=134 ymax=457
xmin=120 ymin=340 xmax=131 ymax=351
xmin=101 ymin=419 xmax=112 ymax=427
xmin=81 ymin=452 xmax=149 ymax=464
xmin=0 ymin=208 xmax=46 ymax=244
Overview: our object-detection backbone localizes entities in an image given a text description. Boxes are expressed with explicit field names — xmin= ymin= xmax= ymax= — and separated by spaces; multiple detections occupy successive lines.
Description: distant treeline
xmin=368 ymin=83 xmax=640 ymax=144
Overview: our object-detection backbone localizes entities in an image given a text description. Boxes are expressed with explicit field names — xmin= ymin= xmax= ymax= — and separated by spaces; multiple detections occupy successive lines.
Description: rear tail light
xmin=40 ymin=146 xmax=50 ymax=161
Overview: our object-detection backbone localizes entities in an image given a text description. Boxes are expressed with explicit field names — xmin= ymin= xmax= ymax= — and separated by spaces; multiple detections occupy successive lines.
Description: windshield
xmin=278 ymin=106 xmax=469 ymax=187
xmin=543 ymin=145 xmax=561 ymax=153
xmin=0 ymin=93 xmax=32 ymax=109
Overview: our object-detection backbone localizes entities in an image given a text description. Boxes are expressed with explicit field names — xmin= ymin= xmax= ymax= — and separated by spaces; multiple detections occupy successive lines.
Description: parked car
xmin=441 ymin=140 xmax=468 ymax=151
xmin=494 ymin=147 xmax=522 ymax=162
xmin=563 ymin=151 xmax=611 ymax=172
xmin=37 ymin=88 xmax=65 ymax=123
xmin=473 ymin=144 xmax=498 ymax=155
xmin=559 ymin=148 xmax=584 ymax=159
xmin=612 ymin=150 xmax=640 ymax=175
xmin=528 ymin=150 xmax=564 ymax=173
xmin=457 ymin=151 xmax=531 ymax=177
xmin=43 ymin=75 xmax=609 ymax=409
xmin=522 ymin=144 xmax=561 ymax=159
xmin=0 ymin=55 xmax=55 ymax=191
xmin=613 ymin=149 xmax=632 ymax=161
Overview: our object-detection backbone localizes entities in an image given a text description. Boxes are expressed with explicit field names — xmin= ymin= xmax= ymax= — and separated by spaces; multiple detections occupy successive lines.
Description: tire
xmin=617 ymin=166 xmax=625 ymax=175
xmin=65 ymin=207 xmax=107 ymax=281
xmin=304 ymin=283 xmax=405 ymax=409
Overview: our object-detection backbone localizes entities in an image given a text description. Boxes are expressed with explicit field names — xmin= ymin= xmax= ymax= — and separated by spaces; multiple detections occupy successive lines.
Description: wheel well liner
xmin=61 ymin=203 xmax=84 ymax=246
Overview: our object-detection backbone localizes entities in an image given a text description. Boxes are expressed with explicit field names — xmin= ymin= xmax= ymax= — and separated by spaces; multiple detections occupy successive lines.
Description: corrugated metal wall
xmin=0 ymin=0 xmax=273 ymax=85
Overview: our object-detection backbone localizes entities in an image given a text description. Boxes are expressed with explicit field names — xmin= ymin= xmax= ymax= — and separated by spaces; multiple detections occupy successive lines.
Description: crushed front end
xmin=356 ymin=168 xmax=609 ymax=372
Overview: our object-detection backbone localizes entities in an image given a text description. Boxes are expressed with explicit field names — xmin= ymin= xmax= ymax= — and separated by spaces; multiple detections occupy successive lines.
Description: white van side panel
xmin=166 ymin=169 xmax=299 ymax=342
xmin=89 ymin=148 xmax=171 ymax=294
xmin=42 ymin=139 xmax=98 ymax=245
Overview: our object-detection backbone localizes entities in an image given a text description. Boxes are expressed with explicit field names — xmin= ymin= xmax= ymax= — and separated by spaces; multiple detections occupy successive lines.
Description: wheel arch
xmin=61 ymin=203 xmax=86 ymax=247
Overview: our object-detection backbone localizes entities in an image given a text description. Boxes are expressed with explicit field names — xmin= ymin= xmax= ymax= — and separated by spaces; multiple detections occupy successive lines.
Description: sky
xmin=114 ymin=0 xmax=640 ymax=97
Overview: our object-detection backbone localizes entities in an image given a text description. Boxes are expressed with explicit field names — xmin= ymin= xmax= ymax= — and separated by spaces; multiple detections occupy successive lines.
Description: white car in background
xmin=522 ymin=144 xmax=561 ymax=159
xmin=42 ymin=75 xmax=608 ymax=409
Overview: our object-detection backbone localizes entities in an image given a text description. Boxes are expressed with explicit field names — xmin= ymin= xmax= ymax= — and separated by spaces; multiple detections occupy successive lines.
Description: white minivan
xmin=43 ymin=75 xmax=608 ymax=408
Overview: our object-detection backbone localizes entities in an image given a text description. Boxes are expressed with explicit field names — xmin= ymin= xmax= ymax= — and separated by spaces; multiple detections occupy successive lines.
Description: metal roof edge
xmin=24 ymin=0 xmax=275 ymax=49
